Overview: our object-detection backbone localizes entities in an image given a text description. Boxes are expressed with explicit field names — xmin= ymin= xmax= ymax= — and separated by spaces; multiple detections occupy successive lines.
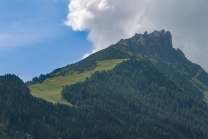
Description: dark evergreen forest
xmin=62 ymin=58 xmax=208 ymax=139
xmin=1 ymin=58 xmax=208 ymax=138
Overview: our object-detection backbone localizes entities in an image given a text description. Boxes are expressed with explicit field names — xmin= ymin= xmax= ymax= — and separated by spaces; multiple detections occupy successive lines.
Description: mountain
xmin=113 ymin=30 xmax=208 ymax=91
xmin=2 ymin=30 xmax=208 ymax=138
xmin=28 ymin=29 xmax=208 ymax=104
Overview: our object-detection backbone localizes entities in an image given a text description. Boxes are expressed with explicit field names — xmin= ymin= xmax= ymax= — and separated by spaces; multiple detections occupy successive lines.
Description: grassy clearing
xmin=29 ymin=59 xmax=127 ymax=105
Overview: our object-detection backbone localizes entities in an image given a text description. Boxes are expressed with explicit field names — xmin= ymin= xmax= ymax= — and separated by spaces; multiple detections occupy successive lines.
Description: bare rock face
xmin=112 ymin=29 xmax=208 ymax=87
xmin=128 ymin=29 xmax=176 ymax=60
xmin=148 ymin=29 xmax=172 ymax=50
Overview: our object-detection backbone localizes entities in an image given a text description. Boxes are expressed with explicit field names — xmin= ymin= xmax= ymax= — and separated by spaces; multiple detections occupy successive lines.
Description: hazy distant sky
xmin=0 ymin=0 xmax=208 ymax=81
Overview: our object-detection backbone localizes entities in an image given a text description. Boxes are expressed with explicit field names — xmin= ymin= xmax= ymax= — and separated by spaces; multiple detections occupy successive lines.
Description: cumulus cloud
xmin=65 ymin=0 xmax=149 ymax=54
xmin=65 ymin=0 xmax=208 ymax=71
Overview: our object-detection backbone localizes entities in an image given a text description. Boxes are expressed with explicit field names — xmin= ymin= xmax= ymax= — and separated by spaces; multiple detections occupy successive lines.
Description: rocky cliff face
xmin=131 ymin=30 xmax=173 ymax=58
xmin=112 ymin=29 xmax=208 ymax=89
xmin=114 ymin=30 xmax=183 ymax=60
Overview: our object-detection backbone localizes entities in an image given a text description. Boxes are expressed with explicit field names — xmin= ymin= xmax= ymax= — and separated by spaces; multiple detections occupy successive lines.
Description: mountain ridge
xmin=112 ymin=30 xmax=208 ymax=98
xmin=28 ymin=30 xmax=208 ymax=86
xmin=28 ymin=29 xmax=208 ymax=103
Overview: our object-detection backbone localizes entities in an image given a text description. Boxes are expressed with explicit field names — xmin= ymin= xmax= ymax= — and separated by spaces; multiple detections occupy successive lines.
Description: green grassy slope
xmin=29 ymin=59 xmax=127 ymax=105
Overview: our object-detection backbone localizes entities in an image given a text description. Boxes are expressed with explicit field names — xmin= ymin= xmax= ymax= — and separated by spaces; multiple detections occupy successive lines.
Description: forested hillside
xmin=0 ymin=75 xmax=85 ymax=139
xmin=62 ymin=58 xmax=208 ymax=139
xmin=2 ymin=58 xmax=208 ymax=138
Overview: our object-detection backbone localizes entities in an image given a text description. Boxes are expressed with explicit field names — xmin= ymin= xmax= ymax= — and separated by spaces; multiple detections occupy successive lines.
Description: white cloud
xmin=82 ymin=53 xmax=91 ymax=59
xmin=65 ymin=0 xmax=149 ymax=54
xmin=65 ymin=0 xmax=208 ymax=71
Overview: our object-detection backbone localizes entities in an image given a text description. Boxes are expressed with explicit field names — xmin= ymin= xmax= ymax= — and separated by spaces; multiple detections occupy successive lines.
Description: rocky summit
xmin=112 ymin=30 xmax=208 ymax=89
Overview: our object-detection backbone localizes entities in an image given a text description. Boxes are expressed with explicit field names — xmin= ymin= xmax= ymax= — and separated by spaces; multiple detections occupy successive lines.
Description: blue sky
xmin=1 ymin=0 xmax=208 ymax=81
xmin=0 ymin=0 xmax=92 ymax=81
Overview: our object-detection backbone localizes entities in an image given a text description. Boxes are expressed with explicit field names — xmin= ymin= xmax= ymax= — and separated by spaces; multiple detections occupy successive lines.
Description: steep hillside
xmin=0 ymin=75 xmax=78 ymax=138
xmin=29 ymin=59 xmax=127 ymax=104
xmin=112 ymin=30 xmax=208 ymax=98
xmin=26 ymin=46 xmax=130 ymax=85
xmin=62 ymin=58 xmax=208 ymax=139
xmin=28 ymin=30 xmax=208 ymax=104
xmin=27 ymin=45 xmax=130 ymax=104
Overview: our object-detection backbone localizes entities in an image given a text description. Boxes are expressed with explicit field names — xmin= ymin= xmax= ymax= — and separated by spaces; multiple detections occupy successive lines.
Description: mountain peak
xmin=131 ymin=29 xmax=173 ymax=52
xmin=112 ymin=30 xmax=208 ymax=87
xmin=113 ymin=29 xmax=174 ymax=60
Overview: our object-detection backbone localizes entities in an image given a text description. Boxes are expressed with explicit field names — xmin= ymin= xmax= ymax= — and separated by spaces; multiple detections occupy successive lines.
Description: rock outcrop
xmin=113 ymin=29 xmax=208 ymax=88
